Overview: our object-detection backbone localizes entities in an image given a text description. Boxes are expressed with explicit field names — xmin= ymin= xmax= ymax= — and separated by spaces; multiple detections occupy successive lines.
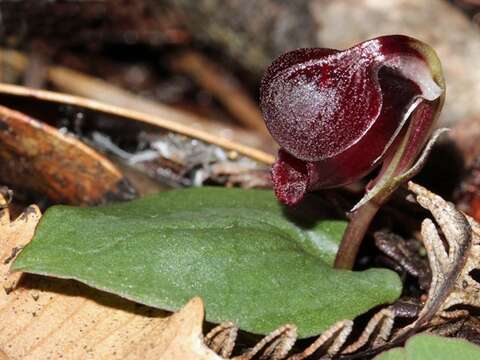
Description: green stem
xmin=334 ymin=200 xmax=380 ymax=270
xmin=333 ymin=128 xmax=448 ymax=270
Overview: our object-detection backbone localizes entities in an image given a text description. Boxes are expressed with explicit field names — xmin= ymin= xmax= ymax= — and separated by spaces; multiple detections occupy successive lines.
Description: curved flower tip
xmin=261 ymin=35 xmax=445 ymax=206
xmin=271 ymin=150 xmax=308 ymax=206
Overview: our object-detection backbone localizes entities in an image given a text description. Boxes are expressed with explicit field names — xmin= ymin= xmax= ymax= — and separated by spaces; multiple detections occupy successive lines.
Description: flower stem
xmin=333 ymin=128 xmax=448 ymax=270
xmin=334 ymin=200 xmax=380 ymax=270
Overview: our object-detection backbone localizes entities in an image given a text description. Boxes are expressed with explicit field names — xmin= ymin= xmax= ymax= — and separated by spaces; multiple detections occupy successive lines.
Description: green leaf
xmin=376 ymin=334 xmax=480 ymax=360
xmin=13 ymin=187 xmax=401 ymax=338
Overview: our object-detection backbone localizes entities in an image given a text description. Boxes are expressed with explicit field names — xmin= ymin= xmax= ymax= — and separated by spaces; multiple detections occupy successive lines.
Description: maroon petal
xmin=271 ymin=150 xmax=309 ymax=206
xmin=261 ymin=44 xmax=382 ymax=162
xmin=261 ymin=35 xmax=444 ymax=206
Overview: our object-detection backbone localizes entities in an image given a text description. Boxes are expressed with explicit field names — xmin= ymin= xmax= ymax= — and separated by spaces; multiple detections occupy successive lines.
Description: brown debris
xmin=0 ymin=83 xmax=275 ymax=165
xmin=171 ymin=51 xmax=270 ymax=137
xmin=235 ymin=325 xmax=297 ymax=360
xmin=0 ymin=193 xmax=41 ymax=297
xmin=406 ymin=182 xmax=478 ymax=325
xmin=126 ymin=297 xmax=221 ymax=360
xmin=205 ymin=322 xmax=238 ymax=358
xmin=0 ymin=48 xmax=272 ymax=153
xmin=375 ymin=230 xmax=431 ymax=291
xmin=0 ymin=105 xmax=136 ymax=205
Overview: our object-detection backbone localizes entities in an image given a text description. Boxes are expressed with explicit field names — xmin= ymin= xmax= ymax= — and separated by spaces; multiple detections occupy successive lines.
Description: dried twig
xmin=235 ymin=325 xmax=297 ymax=360
xmin=205 ymin=322 xmax=238 ymax=358
xmin=171 ymin=51 xmax=269 ymax=136
xmin=0 ymin=48 xmax=272 ymax=153
xmin=0 ymin=82 xmax=274 ymax=165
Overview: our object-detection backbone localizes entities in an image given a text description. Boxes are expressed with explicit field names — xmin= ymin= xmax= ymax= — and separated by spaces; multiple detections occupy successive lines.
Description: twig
xmin=171 ymin=51 xmax=269 ymax=135
xmin=0 ymin=83 xmax=275 ymax=165
xmin=0 ymin=48 xmax=273 ymax=154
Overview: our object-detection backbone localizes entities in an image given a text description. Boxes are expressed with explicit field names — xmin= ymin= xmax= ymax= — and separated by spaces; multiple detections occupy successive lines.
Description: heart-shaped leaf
xmin=12 ymin=187 xmax=401 ymax=337
xmin=375 ymin=334 xmax=480 ymax=360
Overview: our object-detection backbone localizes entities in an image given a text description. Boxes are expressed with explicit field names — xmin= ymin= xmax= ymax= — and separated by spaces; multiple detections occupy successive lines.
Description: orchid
xmin=260 ymin=35 xmax=446 ymax=269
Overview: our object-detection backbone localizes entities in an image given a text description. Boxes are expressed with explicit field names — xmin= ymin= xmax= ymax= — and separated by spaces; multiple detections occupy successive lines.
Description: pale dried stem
xmin=205 ymin=322 xmax=238 ymax=358
xmin=342 ymin=309 xmax=394 ymax=354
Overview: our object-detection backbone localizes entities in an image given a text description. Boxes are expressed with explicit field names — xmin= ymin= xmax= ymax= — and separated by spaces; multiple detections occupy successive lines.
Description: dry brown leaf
xmin=0 ymin=282 xmax=219 ymax=360
xmin=126 ymin=297 xmax=221 ymax=360
xmin=408 ymin=184 xmax=480 ymax=313
xmin=0 ymin=194 xmax=41 ymax=297
xmin=406 ymin=182 xmax=478 ymax=325
xmin=0 ymin=105 xmax=135 ymax=204
xmin=0 ymin=195 xmax=220 ymax=359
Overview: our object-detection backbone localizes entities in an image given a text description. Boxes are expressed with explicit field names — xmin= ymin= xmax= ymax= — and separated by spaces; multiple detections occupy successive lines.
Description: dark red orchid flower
xmin=260 ymin=35 xmax=445 ymax=207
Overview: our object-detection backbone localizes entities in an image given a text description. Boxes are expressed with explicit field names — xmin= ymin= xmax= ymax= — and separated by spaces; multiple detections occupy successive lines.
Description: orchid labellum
xmin=260 ymin=35 xmax=445 ymax=269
